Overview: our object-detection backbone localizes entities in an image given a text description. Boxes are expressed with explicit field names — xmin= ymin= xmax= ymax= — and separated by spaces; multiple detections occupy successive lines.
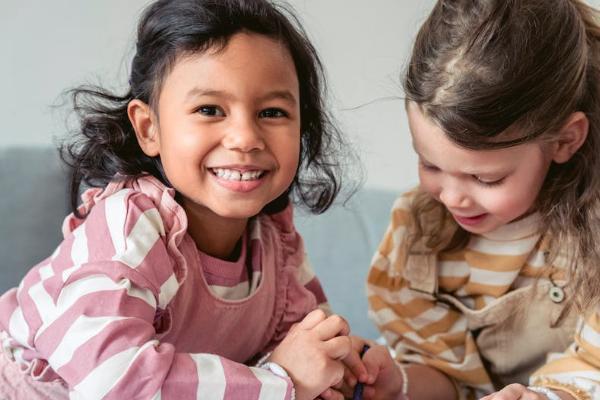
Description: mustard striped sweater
xmin=367 ymin=191 xmax=600 ymax=400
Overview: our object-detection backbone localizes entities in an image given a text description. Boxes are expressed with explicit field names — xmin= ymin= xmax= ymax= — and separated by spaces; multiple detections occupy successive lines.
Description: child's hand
xmin=331 ymin=336 xmax=374 ymax=397
xmin=269 ymin=309 xmax=353 ymax=400
xmin=354 ymin=343 xmax=406 ymax=400
xmin=479 ymin=384 xmax=569 ymax=400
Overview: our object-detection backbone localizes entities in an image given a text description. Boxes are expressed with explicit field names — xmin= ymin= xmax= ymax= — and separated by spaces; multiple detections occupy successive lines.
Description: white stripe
xmin=191 ymin=353 xmax=227 ymax=400
xmin=469 ymin=235 xmax=540 ymax=256
xmin=438 ymin=261 xmax=470 ymax=278
xmin=371 ymin=308 xmax=405 ymax=330
xmin=437 ymin=347 xmax=469 ymax=365
xmin=36 ymin=275 xmax=156 ymax=338
xmin=72 ymin=341 xmax=157 ymax=399
xmin=60 ymin=222 xmax=91 ymax=282
xmin=534 ymin=371 xmax=600 ymax=390
xmin=12 ymin=347 xmax=25 ymax=364
xmin=51 ymin=246 xmax=60 ymax=259
xmin=49 ymin=315 xmax=128 ymax=369
xmin=39 ymin=263 xmax=54 ymax=280
xmin=527 ymin=250 xmax=547 ymax=268
xmin=370 ymin=252 xmax=390 ymax=271
xmin=580 ymin=323 xmax=600 ymax=348
xmin=251 ymin=366 xmax=289 ymax=399
xmin=209 ymin=282 xmax=251 ymax=300
xmin=392 ymin=196 xmax=411 ymax=211
xmin=8 ymin=307 xmax=31 ymax=348
xmin=28 ymin=281 xmax=56 ymax=325
xmin=105 ymin=189 xmax=131 ymax=256
xmin=368 ymin=285 xmax=431 ymax=305
xmin=62 ymin=265 xmax=80 ymax=282
xmin=408 ymin=305 xmax=450 ymax=330
xmin=391 ymin=226 xmax=408 ymax=247
xmin=158 ymin=273 xmax=179 ymax=308
xmin=151 ymin=390 xmax=162 ymax=400
xmin=71 ymin=223 xmax=89 ymax=267
xmin=468 ymin=267 xmax=519 ymax=287
xmin=113 ymin=209 xmax=164 ymax=268
xmin=58 ymin=275 xmax=155 ymax=312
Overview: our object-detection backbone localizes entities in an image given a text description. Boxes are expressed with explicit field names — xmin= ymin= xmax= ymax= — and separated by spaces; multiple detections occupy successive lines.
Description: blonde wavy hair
xmin=403 ymin=0 xmax=600 ymax=312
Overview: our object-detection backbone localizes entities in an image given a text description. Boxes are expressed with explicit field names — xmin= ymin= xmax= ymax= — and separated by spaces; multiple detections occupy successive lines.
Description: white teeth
xmin=212 ymin=168 xmax=263 ymax=181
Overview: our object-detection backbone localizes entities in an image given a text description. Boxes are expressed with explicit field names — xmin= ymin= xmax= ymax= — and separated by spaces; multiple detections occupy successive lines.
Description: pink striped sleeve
xmin=3 ymin=189 xmax=294 ymax=400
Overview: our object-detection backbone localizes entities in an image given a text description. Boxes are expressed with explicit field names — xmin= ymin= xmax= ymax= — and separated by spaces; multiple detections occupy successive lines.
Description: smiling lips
xmin=453 ymin=213 xmax=488 ymax=226
xmin=210 ymin=167 xmax=267 ymax=192
xmin=211 ymin=167 xmax=265 ymax=181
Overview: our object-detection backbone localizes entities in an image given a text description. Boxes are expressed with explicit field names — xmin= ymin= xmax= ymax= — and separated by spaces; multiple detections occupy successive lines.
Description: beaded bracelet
xmin=396 ymin=363 xmax=410 ymax=399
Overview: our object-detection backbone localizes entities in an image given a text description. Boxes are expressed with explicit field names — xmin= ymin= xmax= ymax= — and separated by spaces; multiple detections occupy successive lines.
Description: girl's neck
xmin=182 ymin=199 xmax=249 ymax=261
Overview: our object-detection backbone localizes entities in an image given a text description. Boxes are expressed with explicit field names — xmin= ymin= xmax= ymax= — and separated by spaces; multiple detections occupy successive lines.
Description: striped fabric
xmin=0 ymin=176 xmax=328 ymax=399
xmin=367 ymin=191 xmax=600 ymax=400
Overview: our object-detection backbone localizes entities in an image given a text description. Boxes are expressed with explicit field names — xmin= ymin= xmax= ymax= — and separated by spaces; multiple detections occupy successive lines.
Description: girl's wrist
xmin=394 ymin=362 xmax=410 ymax=400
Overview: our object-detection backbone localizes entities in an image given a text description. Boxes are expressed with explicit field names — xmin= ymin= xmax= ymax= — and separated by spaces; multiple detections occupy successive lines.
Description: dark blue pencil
xmin=352 ymin=344 xmax=371 ymax=400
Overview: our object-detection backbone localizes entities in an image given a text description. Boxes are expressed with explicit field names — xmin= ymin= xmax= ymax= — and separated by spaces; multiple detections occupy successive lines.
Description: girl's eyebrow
xmin=258 ymin=90 xmax=298 ymax=106
xmin=184 ymin=87 xmax=297 ymax=106
xmin=413 ymin=143 xmax=510 ymax=177
xmin=185 ymin=87 xmax=232 ymax=102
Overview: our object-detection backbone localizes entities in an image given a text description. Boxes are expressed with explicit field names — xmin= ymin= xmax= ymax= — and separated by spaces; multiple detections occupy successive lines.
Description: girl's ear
xmin=128 ymin=99 xmax=160 ymax=157
xmin=552 ymin=111 xmax=589 ymax=164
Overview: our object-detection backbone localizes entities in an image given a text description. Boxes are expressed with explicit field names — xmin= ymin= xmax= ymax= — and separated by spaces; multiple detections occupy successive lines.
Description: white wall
xmin=2 ymin=0 xmax=599 ymax=192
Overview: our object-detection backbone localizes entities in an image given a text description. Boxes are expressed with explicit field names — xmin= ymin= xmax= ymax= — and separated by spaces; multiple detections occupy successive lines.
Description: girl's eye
xmin=474 ymin=176 xmax=505 ymax=187
xmin=259 ymin=108 xmax=288 ymax=119
xmin=197 ymin=105 xmax=225 ymax=117
xmin=420 ymin=162 xmax=439 ymax=172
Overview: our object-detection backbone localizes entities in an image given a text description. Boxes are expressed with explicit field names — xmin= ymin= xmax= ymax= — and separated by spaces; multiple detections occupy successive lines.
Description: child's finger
xmin=342 ymin=367 xmax=358 ymax=395
xmin=295 ymin=308 xmax=328 ymax=330
xmin=322 ymin=335 xmax=352 ymax=360
xmin=319 ymin=388 xmax=344 ymax=400
xmin=313 ymin=314 xmax=350 ymax=340
xmin=340 ymin=346 xmax=369 ymax=382
xmin=363 ymin=385 xmax=376 ymax=400
xmin=361 ymin=348 xmax=388 ymax=384
xmin=349 ymin=335 xmax=367 ymax=352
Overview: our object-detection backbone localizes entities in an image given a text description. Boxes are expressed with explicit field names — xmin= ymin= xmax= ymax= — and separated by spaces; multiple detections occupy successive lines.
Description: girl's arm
xmin=366 ymin=192 xmax=493 ymax=398
xmin=0 ymin=191 xmax=301 ymax=399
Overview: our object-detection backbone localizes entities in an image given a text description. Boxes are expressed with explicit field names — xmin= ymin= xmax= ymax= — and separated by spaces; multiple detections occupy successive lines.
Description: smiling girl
xmin=0 ymin=1 xmax=363 ymax=399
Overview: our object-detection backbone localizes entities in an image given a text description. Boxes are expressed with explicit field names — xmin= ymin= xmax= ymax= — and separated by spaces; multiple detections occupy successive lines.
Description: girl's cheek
xmin=418 ymin=174 xmax=439 ymax=197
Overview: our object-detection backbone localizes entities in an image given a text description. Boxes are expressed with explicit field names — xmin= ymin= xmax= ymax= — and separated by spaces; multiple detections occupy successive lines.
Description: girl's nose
xmin=222 ymin=118 xmax=265 ymax=152
xmin=439 ymin=186 xmax=471 ymax=209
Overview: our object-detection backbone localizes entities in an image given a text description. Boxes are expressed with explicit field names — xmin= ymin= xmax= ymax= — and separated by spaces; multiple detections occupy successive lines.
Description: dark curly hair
xmin=61 ymin=0 xmax=348 ymax=217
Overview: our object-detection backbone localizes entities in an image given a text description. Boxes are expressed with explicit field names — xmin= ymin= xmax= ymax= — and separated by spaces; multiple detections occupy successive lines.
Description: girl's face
xmin=140 ymin=33 xmax=300 ymax=225
xmin=407 ymin=102 xmax=555 ymax=234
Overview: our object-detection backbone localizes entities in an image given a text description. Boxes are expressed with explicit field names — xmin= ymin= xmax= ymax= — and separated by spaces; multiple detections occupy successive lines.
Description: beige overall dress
xmin=403 ymin=251 xmax=579 ymax=391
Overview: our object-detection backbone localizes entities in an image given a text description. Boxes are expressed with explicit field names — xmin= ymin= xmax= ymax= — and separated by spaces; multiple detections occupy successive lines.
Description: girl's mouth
xmin=210 ymin=168 xmax=266 ymax=181
xmin=453 ymin=213 xmax=488 ymax=226
xmin=209 ymin=167 xmax=268 ymax=193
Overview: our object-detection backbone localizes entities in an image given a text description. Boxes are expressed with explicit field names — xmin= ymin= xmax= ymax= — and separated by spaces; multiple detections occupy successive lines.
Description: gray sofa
xmin=0 ymin=146 xmax=397 ymax=339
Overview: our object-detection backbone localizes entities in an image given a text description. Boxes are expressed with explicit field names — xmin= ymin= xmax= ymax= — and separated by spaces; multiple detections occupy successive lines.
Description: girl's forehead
xmin=408 ymin=103 xmax=542 ymax=173
xmin=158 ymin=33 xmax=299 ymax=103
